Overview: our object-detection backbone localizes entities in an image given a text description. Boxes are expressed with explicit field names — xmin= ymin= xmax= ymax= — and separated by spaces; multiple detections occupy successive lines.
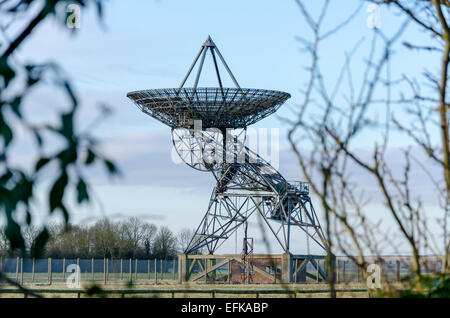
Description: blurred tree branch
xmin=0 ymin=0 xmax=117 ymax=289
xmin=288 ymin=0 xmax=450 ymax=296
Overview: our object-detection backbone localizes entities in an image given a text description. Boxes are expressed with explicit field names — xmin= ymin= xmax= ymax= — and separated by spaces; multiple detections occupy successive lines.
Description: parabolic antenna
xmin=127 ymin=35 xmax=290 ymax=171
xmin=127 ymin=36 xmax=290 ymax=130
xmin=126 ymin=36 xmax=327 ymax=258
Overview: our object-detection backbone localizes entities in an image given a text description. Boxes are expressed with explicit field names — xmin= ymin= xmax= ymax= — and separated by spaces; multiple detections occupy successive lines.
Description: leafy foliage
xmin=373 ymin=275 xmax=450 ymax=298
xmin=0 ymin=0 xmax=116 ymax=258
xmin=84 ymin=284 xmax=106 ymax=298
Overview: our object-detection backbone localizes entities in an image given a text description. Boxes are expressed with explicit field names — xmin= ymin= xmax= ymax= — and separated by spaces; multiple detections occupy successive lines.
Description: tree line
xmin=0 ymin=217 xmax=196 ymax=260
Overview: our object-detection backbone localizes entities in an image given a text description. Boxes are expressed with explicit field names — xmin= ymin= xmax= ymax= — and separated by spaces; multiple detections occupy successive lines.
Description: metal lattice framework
xmin=126 ymin=87 xmax=290 ymax=129
xmin=182 ymin=132 xmax=327 ymax=254
xmin=126 ymin=36 xmax=327 ymax=255
xmin=241 ymin=222 xmax=254 ymax=284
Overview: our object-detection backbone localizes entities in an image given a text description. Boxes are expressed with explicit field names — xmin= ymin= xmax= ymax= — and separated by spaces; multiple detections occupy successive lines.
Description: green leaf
xmin=31 ymin=228 xmax=50 ymax=258
xmin=41 ymin=0 xmax=57 ymax=15
xmin=57 ymin=147 xmax=77 ymax=165
xmin=0 ymin=110 xmax=13 ymax=147
xmin=59 ymin=111 xmax=75 ymax=140
xmin=9 ymin=96 xmax=22 ymax=118
xmin=4 ymin=218 xmax=25 ymax=251
xmin=26 ymin=210 xmax=32 ymax=225
xmin=76 ymin=178 xmax=89 ymax=203
xmin=13 ymin=177 xmax=33 ymax=204
xmin=86 ymin=149 xmax=96 ymax=165
xmin=104 ymin=159 xmax=118 ymax=175
xmin=27 ymin=74 xmax=39 ymax=87
xmin=0 ymin=57 xmax=16 ymax=87
xmin=0 ymin=170 xmax=13 ymax=185
xmin=35 ymin=157 xmax=50 ymax=172
xmin=85 ymin=284 xmax=105 ymax=297
xmin=49 ymin=171 xmax=68 ymax=212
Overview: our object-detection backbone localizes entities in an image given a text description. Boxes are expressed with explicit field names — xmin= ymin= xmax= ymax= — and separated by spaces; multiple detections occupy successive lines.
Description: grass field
xmin=0 ymin=277 xmax=371 ymax=298
xmin=1 ymin=272 xmax=178 ymax=284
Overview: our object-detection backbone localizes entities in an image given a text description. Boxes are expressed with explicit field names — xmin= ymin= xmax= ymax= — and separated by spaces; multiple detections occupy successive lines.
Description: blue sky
xmin=3 ymin=0 xmax=444 ymax=255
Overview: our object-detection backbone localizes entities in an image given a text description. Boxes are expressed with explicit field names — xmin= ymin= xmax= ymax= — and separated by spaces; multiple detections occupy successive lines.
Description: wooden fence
xmin=0 ymin=257 xmax=177 ymax=285
xmin=0 ymin=255 xmax=445 ymax=285
xmin=0 ymin=287 xmax=368 ymax=298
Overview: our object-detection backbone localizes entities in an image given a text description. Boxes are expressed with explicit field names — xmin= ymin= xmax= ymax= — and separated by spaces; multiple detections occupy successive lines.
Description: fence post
xmin=343 ymin=260 xmax=346 ymax=283
xmin=129 ymin=258 xmax=132 ymax=282
xmin=228 ymin=259 xmax=231 ymax=283
xmin=227 ymin=259 xmax=231 ymax=284
xmin=20 ymin=257 xmax=23 ymax=285
xmin=32 ymin=258 xmax=35 ymax=283
xmin=172 ymin=260 xmax=175 ymax=280
xmin=155 ymin=259 xmax=157 ymax=284
xmin=77 ymin=257 xmax=80 ymax=281
xmin=336 ymin=259 xmax=340 ymax=284
xmin=106 ymin=258 xmax=109 ymax=282
xmin=316 ymin=259 xmax=320 ymax=283
xmin=48 ymin=258 xmax=52 ymax=285
xmin=134 ymin=258 xmax=137 ymax=281
xmin=148 ymin=259 xmax=150 ymax=280
xmin=0 ymin=256 xmax=2 ymax=273
xmin=91 ymin=258 xmax=94 ymax=281
xmin=15 ymin=256 xmax=19 ymax=281
xmin=247 ymin=258 xmax=251 ymax=285
xmin=62 ymin=258 xmax=66 ymax=280
xmin=294 ymin=259 xmax=297 ymax=283
xmin=205 ymin=259 xmax=208 ymax=284
xmin=103 ymin=257 xmax=106 ymax=284
xmin=161 ymin=259 xmax=163 ymax=281
xmin=120 ymin=258 xmax=123 ymax=280
xmin=396 ymin=260 xmax=400 ymax=282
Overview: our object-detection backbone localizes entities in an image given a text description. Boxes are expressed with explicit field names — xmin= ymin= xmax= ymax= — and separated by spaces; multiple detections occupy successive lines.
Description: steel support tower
xmin=182 ymin=130 xmax=327 ymax=254
xmin=127 ymin=36 xmax=327 ymax=256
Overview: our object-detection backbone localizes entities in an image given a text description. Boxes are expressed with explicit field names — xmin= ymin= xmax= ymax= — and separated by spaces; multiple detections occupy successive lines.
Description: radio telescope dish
xmin=127 ymin=87 xmax=290 ymax=130
xmin=127 ymin=35 xmax=290 ymax=171
xmin=126 ymin=36 xmax=290 ymax=131
xmin=126 ymin=36 xmax=328 ymax=259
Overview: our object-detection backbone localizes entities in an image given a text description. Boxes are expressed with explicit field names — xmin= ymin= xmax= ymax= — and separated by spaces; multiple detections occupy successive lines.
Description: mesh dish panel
xmin=126 ymin=87 xmax=290 ymax=129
